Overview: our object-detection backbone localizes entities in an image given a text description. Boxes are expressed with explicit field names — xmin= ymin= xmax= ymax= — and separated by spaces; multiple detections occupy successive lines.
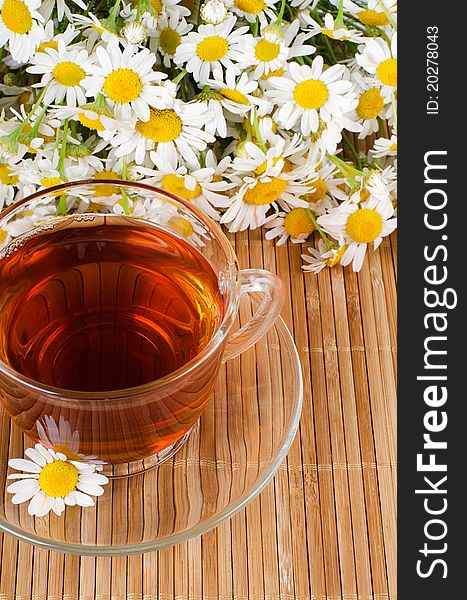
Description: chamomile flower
xmin=200 ymin=0 xmax=230 ymax=24
xmin=317 ymin=194 xmax=397 ymax=271
xmin=35 ymin=22 xmax=79 ymax=54
xmin=356 ymin=34 xmax=397 ymax=99
xmin=265 ymin=207 xmax=316 ymax=245
xmin=105 ymin=99 xmax=215 ymax=165
xmin=243 ymin=18 xmax=315 ymax=79
xmin=27 ymin=41 xmax=94 ymax=106
xmin=267 ymin=57 xmax=354 ymax=136
xmin=301 ymin=239 xmax=347 ymax=273
xmin=0 ymin=0 xmax=44 ymax=63
xmin=151 ymin=11 xmax=192 ymax=67
xmin=347 ymin=73 xmax=387 ymax=139
xmin=72 ymin=13 xmax=121 ymax=49
xmin=301 ymin=12 xmax=362 ymax=42
xmin=49 ymin=95 xmax=116 ymax=136
xmin=174 ymin=16 xmax=251 ymax=82
xmin=220 ymin=148 xmax=312 ymax=232
xmin=137 ymin=143 xmax=234 ymax=220
xmin=0 ymin=157 xmax=19 ymax=204
xmin=371 ymin=134 xmax=398 ymax=158
xmin=7 ymin=443 xmax=108 ymax=517
xmin=226 ymin=0 xmax=279 ymax=23
xmin=86 ymin=42 xmax=170 ymax=122
xmin=355 ymin=0 xmax=397 ymax=28
xmin=309 ymin=112 xmax=362 ymax=156
xmin=300 ymin=158 xmax=347 ymax=215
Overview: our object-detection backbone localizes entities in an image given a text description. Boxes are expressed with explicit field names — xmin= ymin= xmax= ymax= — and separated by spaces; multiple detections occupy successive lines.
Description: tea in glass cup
xmin=0 ymin=181 xmax=284 ymax=470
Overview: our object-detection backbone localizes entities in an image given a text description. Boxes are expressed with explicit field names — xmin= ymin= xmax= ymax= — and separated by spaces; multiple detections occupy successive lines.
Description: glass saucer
xmin=0 ymin=297 xmax=302 ymax=555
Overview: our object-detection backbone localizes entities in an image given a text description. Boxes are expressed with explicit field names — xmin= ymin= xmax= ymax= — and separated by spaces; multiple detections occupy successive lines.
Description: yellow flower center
xmin=196 ymin=36 xmax=229 ymax=62
xmin=234 ymin=0 xmax=265 ymax=14
xmin=104 ymin=69 xmax=143 ymax=104
xmin=254 ymin=156 xmax=291 ymax=175
xmin=0 ymin=228 xmax=7 ymax=243
xmin=321 ymin=29 xmax=337 ymax=39
xmin=38 ymin=460 xmax=79 ymax=498
xmin=150 ymin=0 xmax=162 ymax=13
xmin=37 ymin=40 xmax=59 ymax=53
xmin=219 ymin=87 xmax=249 ymax=105
xmin=162 ymin=174 xmax=201 ymax=201
xmin=356 ymin=88 xmax=384 ymax=120
xmin=294 ymin=80 xmax=328 ymax=110
xmin=284 ymin=208 xmax=315 ymax=238
xmin=92 ymin=171 xmax=121 ymax=196
xmin=303 ymin=177 xmax=327 ymax=203
xmin=376 ymin=58 xmax=397 ymax=87
xmin=159 ymin=27 xmax=181 ymax=56
xmin=326 ymin=245 xmax=347 ymax=267
xmin=41 ymin=177 xmax=62 ymax=188
xmin=0 ymin=163 xmax=18 ymax=185
xmin=261 ymin=67 xmax=285 ymax=80
xmin=135 ymin=108 xmax=183 ymax=143
xmin=255 ymin=39 xmax=280 ymax=62
xmin=169 ymin=216 xmax=194 ymax=237
xmin=244 ymin=177 xmax=287 ymax=205
xmin=357 ymin=9 xmax=389 ymax=27
xmin=1 ymin=0 xmax=32 ymax=34
xmin=346 ymin=208 xmax=383 ymax=243
xmin=78 ymin=112 xmax=104 ymax=132
xmin=390 ymin=142 xmax=397 ymax=152
xmin=53 ymin=62 xmax=85 ymax=87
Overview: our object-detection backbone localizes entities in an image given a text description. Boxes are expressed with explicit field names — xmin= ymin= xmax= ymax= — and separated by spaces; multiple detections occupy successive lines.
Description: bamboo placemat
xmin=0 ymin=225 xmax=397 ymax=600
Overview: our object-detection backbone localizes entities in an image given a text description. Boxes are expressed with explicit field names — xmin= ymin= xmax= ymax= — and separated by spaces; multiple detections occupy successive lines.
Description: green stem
xmin=326 ymin=153 xmax=361 ymax=188
xmin=335 ymin=0 xmax=345 ymax=29
xmin=323 ymin=36 xmax=338 ymax=64
xmin=172 ymin=68 xmax=187 ymax=85
xmin=276 ymin=0 xmax=286 ymax=24
xmin=57 ymin=119 xmax=69 ymax=179
xmin=251 ymin=16 xmax=259 ymax=37
xmin=342 ymin=131 xmax=362 ymax=170
xmin=252 ymin=110 xmax=267 ymax=154
xmin=305 ymin=209 xmax=335 ymax=251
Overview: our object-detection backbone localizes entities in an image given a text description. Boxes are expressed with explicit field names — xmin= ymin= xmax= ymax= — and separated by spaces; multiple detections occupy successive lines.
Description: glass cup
xmin=0 ymin=180 xmax=284 ymax=474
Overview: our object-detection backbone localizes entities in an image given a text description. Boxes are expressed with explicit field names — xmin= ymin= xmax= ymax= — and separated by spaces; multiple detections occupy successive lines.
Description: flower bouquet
xmin=0 ymin=0 xmax=397 ymax=272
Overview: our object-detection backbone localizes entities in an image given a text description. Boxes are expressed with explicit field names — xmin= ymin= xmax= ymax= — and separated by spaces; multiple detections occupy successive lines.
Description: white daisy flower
xmin=356 ymin=33 xmax=397 ymax=99
xmin=302 ymin=239 xmax=347 ymax=273
xmin=174 ymin=15 xmax=252 ymax=82
xmin=242 ymin=18 xmax=315 ymax=80
xmin=200 ymin=0 xmax=230 ymax=24
xmin=220 ymin=144 xmax=313 ymax=232
xmin=0 ymin=0 xmax=44 ymax=64
xmin=371 ymin=134 xmax=397 ymax=158
xmin=317 ymin=194 xmax=397 ymax=271
xmin=265 ymin=207 xmax=316 ymax=245
xmin=267 ymin=57 xmax=354 ymax=136
xmin=39 ymin=0 xmax=87 ymax=21
xmin=347 ymin=71 xmax=388 ymax=139
xmin=309 ymin=112 xmax=362 ymax=156
xmin=122 ymin=21 xmax=148 ymax=45
xmin=0 ymin=158 xmax=19 ymax=204
xmin=35 ymin=22 xmax=80 ymax=55
xmin=354 ymin=0 xmax=397 ymax=28
xmin=27 ymin=41 xmax=94 ymax=106
xmin=301 ymin=12 xmax=362 ymax=42
xmin=226 ymin=0 xmax=279 ymax=24
xmin=105 ymin=99 xmax=215 ymax=165
xmin=49 ymin=95 xmax=116 ymax=137
xmin=72 ymin=12 xmax=121 ymax=50
xmin=300 ymin=157 xmax=347 ymax=216
xmin=151 ymin=10 xmax=192 ymax=67
xmin=137 ymin=143 xmax=234 ymax=220
xmin=7 ymin=443 xmax=108 ymax=517
xmin=86 ymin=42 xmax=170 ymax=122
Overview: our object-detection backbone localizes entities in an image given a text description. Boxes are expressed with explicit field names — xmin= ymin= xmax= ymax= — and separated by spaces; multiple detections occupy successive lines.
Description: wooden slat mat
xmin=0 ymin=229 xmax=397 ymax=600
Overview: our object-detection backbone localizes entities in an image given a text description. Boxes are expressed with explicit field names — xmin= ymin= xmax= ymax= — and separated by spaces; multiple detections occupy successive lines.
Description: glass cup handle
xmin=223 ymin=269 xmax=285 ymax=361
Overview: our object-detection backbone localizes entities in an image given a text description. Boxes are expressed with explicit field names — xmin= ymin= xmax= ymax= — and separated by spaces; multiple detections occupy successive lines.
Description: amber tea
xmin=0 ymin=216 xmax=224 ymax=462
